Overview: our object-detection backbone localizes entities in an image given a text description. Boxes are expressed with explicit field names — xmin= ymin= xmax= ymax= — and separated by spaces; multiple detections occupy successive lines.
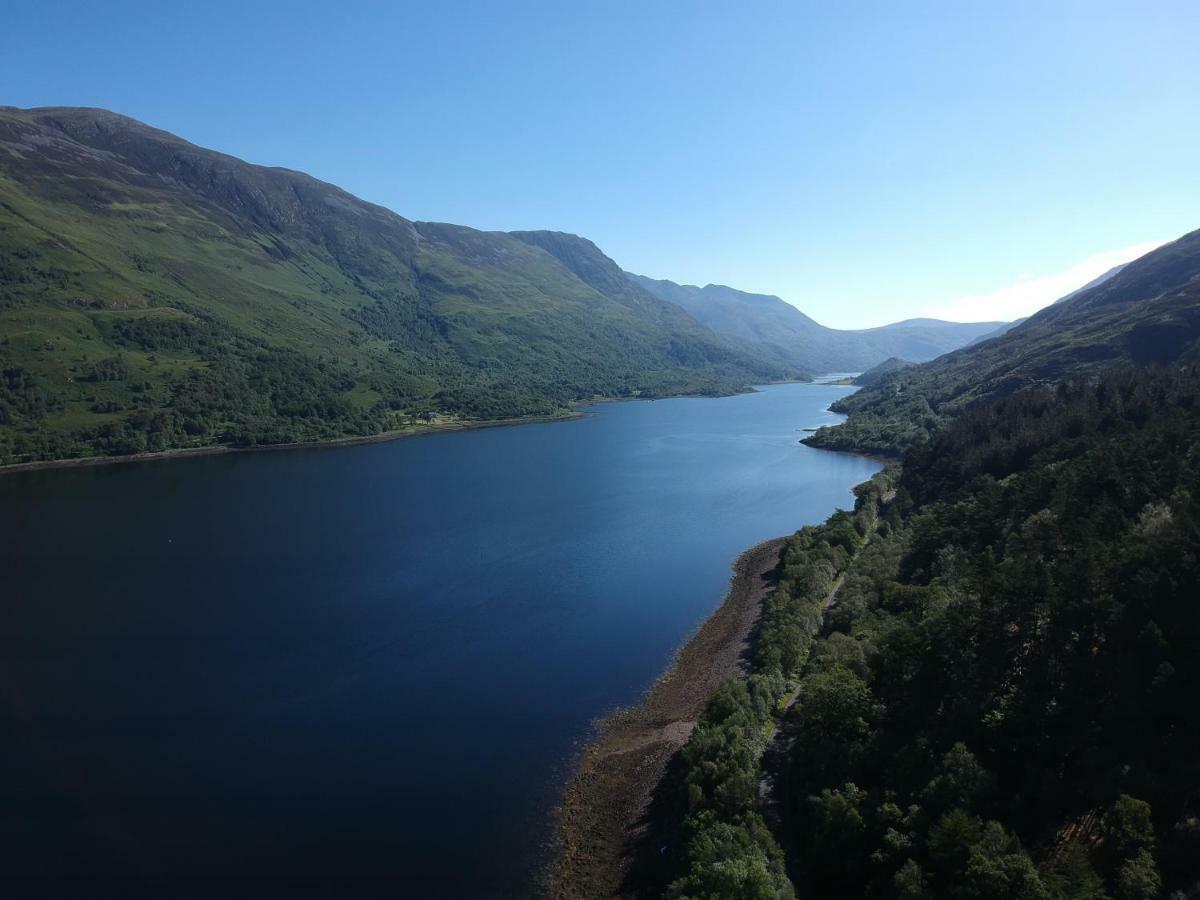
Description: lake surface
xmin=0 ymin=382 xmax=880 ymax=898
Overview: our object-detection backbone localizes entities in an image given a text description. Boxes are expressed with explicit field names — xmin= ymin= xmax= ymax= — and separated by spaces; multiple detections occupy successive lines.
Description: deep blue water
xmin=0 ymin=382 xmax=880 ymax=898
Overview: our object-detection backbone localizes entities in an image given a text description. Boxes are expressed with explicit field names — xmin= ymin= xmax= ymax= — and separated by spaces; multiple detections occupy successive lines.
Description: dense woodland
xmin=666 ymin=474 xmax=892 ymax=899
xmin=666 ymin=366 xmax=1200 ymax=899
xmin=796 ymin=365 xmax=1199 ymax=899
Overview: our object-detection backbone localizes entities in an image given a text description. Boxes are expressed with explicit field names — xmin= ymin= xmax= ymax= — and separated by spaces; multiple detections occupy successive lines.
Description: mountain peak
xmin=627 ymin=273 xmax=1006 ymax=372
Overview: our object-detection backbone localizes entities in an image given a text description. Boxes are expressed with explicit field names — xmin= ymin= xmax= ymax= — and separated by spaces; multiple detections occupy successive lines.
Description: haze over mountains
xmin=807 ymin=228 xmax=1200 ymax=455
xmin=627 ymin=274 xmax=1004 ymax=373
xmin=0 ymin=106 xmax=1003 ymax=464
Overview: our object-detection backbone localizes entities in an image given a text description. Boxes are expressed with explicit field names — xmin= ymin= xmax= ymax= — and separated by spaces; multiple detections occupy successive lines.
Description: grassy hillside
xmin=805 ymin=228 xmax=1200 ymax=456
xmin=627 ymin=274 xmax=1004 ymax=373
xmin=0 ymin=106 xmax=788 ymax=464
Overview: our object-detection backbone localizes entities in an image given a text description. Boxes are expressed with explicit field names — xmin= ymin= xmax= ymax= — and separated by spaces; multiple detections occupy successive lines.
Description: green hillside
xmin=805 ymin=228 xmax=1200 ymax=455
xmin=0 ymin=106 xmax=789 ymax=465
xmin=853 ymin=356 xmax=913 ymax=386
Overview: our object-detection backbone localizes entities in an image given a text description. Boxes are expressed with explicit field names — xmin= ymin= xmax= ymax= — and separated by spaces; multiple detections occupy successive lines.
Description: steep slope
xmin=965 ymin=318 xmax=1025 ymax=345
xmin=506 ymin=231 xmax=792 ymax=372
xmin=627 ymin=274 xmax=1004 ymax=372
xmin=853 ymin=356 xmax=912 ymax=386
xmin=962 ymin=262 xmax=1133 ymax=346
xmin=0 ymin=106 xmax=785 ymax=464
xmin=806 ymin=228 xmax=1200 ymax=455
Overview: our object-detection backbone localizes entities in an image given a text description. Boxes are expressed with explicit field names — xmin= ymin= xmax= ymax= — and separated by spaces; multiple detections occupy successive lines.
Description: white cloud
xmin=925 ymin=240 xmax=1168 ymax=323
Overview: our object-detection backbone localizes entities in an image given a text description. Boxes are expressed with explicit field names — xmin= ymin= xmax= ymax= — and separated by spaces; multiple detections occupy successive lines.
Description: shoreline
xmin=0 ymin=411 xmax=587 ymax=478
xmin=547 ymin=536 xmax=789 ymax=900
xmin=0 ymin=379 xmax=819 ymax=480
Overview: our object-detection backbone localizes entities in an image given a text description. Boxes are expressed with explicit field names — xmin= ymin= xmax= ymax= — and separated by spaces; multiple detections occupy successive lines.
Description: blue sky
xmin=3 ymin=0 xmax=1197 ymax=327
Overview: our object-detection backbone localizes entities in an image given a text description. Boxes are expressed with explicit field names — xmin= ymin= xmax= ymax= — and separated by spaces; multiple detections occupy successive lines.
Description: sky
xmin=2 ymin=1 xmax=1198 ymax=328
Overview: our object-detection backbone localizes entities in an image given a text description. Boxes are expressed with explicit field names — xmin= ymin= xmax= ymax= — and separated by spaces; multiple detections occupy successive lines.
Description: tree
xmin=895 ymin=858 xmax=932 ymax=899
xmin=962 ymin=822 xmax=1049 ymax=900
xmin=1041 ymin=842 xmax=1108 ymax=900
xmin=928 ymin=809 xmax=985 ymax=880
xmin=791 ymin=665 xmax=874 ymax=791
xmin=1114 ymin=850 xmax=1161 ymax=900
xmin=1104 ymin=796 xmax=1156 ymax=862
xmin=804 ymin=784 xmax=867 ymax=891
xmin=921 ymin=743 xmax=994 ymax=816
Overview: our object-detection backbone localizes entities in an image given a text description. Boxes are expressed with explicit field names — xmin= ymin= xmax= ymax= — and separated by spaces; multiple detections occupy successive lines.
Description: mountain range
xmin=0 ymin=106 xmax=995 ymax=465
xmin=806 ymin=229 xmax=1200 ymax=455
xmin=627 ymin=275 xmax=1003 ymax=373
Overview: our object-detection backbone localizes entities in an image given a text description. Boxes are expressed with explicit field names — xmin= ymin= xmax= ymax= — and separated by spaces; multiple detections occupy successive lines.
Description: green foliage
xmin=895 ymin=858 xmax=932 ymax=899
xmin=666 ymin=475 xmax=893 ymax=898
xmin=754 ymin=504 xmax=874 ymax=674
xmin=1103 ymin=796 xmax=1156 ymax=863
xmin=961 ymin=822 xmax=1049 ymax=900
xmin=681 ymin=673 xmax=786 ymax=818
xmin=791 ymin=665 xmax=874 ymax=794
xmin=667 ymin=811 xmax=794 ymax=900
xmin=804 ymin=783 xmax=868 ymax=882
xmin=783 ymin=366 xmax=1200 ymax=898
xmin=805 ymin=227 xmax=1200 ymax=458
xmin=1114 ymin=850 xmax=1161 ymax=900
xmin=0 ymin=107 xmax=789 ymax=465
xmin=1041 ymin=843 xmax=1108 ymax=900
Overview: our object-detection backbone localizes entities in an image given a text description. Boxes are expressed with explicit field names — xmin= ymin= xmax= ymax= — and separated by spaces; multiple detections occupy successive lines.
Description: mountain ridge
xmin=804 ymin=228 xmax=1200 ymax=455
xmin=626 ymin=272 xmax=1004 ymax=373
xmin=0 ymin=105 xmax=791 ymax=464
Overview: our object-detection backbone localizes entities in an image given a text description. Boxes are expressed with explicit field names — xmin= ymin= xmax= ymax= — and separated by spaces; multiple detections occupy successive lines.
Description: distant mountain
xmin=806 ymin=229 xmax=1200 ymax=455
xmin=0 ymin=106 xmax=790 ymax=464
xmin=627 ymin=274 xmax=1004 ymax=373
xmin=853 ymin=356 xmax=913 ymax=386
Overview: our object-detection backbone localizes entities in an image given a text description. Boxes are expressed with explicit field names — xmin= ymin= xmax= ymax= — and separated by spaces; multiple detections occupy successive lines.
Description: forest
xmin=665 ymin=473 xmax=893 ymax=899
xmin=665 ymin=365 xmax=1199 ymax=899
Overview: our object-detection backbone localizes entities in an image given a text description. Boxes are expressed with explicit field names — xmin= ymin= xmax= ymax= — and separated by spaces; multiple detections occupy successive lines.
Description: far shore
xmin=0 ymin=378 xmax=822 ymax=480
xmin=547 ymin=536 xmax=788 ymax=900
xmin=0 ymin=411 xmax=588 ymax=479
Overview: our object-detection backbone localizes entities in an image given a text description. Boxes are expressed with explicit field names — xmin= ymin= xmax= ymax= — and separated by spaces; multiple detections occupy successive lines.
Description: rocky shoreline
xmin=548 ymin=536 xmax=788 ymax=899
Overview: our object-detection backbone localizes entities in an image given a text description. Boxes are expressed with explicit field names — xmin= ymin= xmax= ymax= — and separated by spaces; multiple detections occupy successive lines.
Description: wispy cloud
xmin=926 ymin=240 xmax=1168 ymax=323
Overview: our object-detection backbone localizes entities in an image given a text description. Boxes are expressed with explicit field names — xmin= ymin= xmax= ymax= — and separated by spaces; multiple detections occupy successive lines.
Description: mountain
xmin=627 ymin=274 xmax=1005 ymax=373
xmin=0 ymin=106 xmax=790 ymax=464
xmin=1055 ymin=260 xmax=1129 ymax=305
xmin=805 ymin=228 xmax=1200 ymax=455
xmin=964 ymin=318 xmax=1025 ymax=345
xmin=963 ymin=263 xmax=1132 ymax=349
xmin=853 ymin=356 xmax=912 ymax=386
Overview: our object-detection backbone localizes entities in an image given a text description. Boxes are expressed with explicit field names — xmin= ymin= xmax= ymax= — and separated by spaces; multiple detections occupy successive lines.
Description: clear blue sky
xmin=3 ymin=0 xmax=1198 ymax=327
